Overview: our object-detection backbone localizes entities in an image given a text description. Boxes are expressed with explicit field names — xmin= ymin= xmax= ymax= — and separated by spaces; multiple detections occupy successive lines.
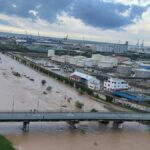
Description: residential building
xmin=104 ymin=78 xmax=130 ymax=91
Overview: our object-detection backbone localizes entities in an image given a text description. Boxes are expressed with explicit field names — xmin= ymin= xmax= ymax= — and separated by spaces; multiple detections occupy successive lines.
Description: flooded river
xmin=0 ymin=53 xmax=150 ymax=150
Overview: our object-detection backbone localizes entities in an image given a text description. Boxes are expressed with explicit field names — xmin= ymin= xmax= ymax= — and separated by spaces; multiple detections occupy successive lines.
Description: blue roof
xmin=112 ymin=91 xmax=150 ymax=102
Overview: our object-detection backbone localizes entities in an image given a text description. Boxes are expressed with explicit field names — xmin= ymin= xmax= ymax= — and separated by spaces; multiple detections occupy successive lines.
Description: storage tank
xmin=135 ymin=69 xmax=150 ymax=78
xmin=117 ymin=65 xmax=132 ymax=76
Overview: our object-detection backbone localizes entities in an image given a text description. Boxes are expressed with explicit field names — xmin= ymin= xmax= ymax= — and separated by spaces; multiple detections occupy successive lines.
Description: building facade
xmin=104 ymin=78 xmax=130 ymax=91
xmin=70 ymin=71 xmax=100 ymax=91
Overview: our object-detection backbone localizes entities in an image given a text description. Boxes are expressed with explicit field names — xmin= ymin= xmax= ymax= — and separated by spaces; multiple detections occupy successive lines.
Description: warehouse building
xmin=70 ymin=71 xmax=100 ymax=91
xmin=95 ymin=41 xmax=128 ymax=53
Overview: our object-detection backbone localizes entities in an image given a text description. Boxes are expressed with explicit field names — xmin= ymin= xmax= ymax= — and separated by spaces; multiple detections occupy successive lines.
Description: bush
xmin=41 ymin=79 xmax=46 ymax=85
xmin=106 ymin=95 xmax=113 ymax=102
xmin=43 ymin=91 xmax=47 ymax=95
xmin=12 ymin=71 xmax=21 ymax=77
xmin=29 ymin=78 xmax=34 ymax=81
xmin=86 ymin=89 xmax=93 ymax=95
xmin=90 ymin=108 xmax=98 ymax=112
xmin=75 ymin=101 xmax=84 ymax=109
xmin=68 ymin=80 xmax=74 ymax=87
xmin=78 ymin=89 xmax=84 ymax=95
xmin=94 ymin=94 xmax=99 ymax=99
xmin=46 ymin=86 xmax=52 ymax=91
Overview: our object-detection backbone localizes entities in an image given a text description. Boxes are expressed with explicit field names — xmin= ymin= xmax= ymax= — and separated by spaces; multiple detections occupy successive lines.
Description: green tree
xmin=106 ymin=95 xmax=113 ymax=103
xmin=75 ymin=101 xmax=84 ymax=109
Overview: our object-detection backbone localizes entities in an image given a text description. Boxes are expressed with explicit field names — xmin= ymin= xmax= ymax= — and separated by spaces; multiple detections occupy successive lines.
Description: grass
xmin=0 ymin=135 xmax=16 ymax=150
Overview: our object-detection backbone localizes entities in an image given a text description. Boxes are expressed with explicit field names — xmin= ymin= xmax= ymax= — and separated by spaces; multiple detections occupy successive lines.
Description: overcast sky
xmin=0 ymin=0 xmax=150 ymax=45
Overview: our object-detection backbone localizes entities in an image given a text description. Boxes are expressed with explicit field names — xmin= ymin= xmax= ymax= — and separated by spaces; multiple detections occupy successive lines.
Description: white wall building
xmin=70 ymin=71 xmax=100 ymax=91
xmin=104 ymin=78 xmax=130 ymax=91
xmin=48 ymin=49 xmax=55 ymax=57
xmin=92 ymin=54 xmax=118 ymax=67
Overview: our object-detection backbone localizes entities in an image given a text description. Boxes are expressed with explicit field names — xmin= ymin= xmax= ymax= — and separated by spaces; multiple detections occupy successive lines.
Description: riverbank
xmin=0 ymin=135 xmax=15 ymax=150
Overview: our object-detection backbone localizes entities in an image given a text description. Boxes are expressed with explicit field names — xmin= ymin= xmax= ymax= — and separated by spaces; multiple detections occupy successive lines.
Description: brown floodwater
xmin=2 ymin=121 xmax=150 ymax=150
xmin=0 ymin=53 xmax=150 ymax=150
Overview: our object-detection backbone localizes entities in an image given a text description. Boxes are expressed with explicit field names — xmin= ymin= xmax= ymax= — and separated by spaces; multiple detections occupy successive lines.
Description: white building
xmin=48 ymin=49 xmax=55 ymax=57
xmin=70 ymin=71 xmax=100 ymax=91
xmin=92 ymin=54 xmax=118 ymax=67
xmin=104 ymin=78 xmax=130 ymax=91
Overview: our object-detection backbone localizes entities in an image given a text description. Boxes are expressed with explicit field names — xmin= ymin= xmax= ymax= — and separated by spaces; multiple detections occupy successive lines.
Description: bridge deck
xmin=0 ymin=112 xmax=149 ymax=122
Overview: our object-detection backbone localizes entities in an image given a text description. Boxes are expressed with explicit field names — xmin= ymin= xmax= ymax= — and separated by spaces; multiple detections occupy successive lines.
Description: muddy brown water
xmin=0 ymin=53 xmax=150 ymax=150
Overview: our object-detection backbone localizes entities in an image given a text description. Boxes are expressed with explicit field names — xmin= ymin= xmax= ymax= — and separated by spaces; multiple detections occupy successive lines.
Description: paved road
xmin=0 ymin=112 xmax=149 ymax=122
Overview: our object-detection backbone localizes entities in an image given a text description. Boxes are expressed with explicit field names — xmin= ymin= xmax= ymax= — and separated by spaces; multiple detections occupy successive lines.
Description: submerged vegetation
xmin=0 ymin=135 xmax=16 ymax=150
xmin=75 ymin=101 xmax=84 ymax=109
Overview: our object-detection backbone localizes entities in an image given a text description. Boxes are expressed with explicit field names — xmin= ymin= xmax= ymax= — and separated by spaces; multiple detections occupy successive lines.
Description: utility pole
xmin=37 ymin=97 xmax=40 ymax=112
xmin=12 ymin=98 xmax=15 ymax=112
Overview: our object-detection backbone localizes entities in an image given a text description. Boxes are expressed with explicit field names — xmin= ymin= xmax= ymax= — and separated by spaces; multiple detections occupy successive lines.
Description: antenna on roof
xmin=136 ymin=39 xmax=140 ymax=47
xmin=140 ymin=40 xmax=144 ymax=47
xmin=64 ymin=34 xmax=68 ymax=41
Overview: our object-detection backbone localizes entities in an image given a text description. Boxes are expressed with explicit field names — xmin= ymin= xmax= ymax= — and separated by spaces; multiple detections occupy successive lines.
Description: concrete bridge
xmin=0 ymin=112 xmax=149 ymax=131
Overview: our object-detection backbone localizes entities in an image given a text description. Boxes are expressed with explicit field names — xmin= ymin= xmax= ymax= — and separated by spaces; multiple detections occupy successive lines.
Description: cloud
xmin=0 ymin=0 xmax=149 ymax=30
xmin=12 ymin=4 xmax=17 ymax=8
xmin=68 ymin=0 xmax=149 ymax=29
xmin=0 ymin=0 xmax=150 ymax=45
xmin=29 ymin=10 xmax=38 ymax=17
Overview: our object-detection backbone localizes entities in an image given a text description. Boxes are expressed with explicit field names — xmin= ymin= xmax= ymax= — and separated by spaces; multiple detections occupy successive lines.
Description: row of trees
xmin=38 ymin=65 xmax=94 ymax=96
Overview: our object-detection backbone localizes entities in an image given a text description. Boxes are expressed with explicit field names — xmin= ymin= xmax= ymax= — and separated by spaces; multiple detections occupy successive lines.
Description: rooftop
xmin=71 ymin=71 xmax=94 ymax=80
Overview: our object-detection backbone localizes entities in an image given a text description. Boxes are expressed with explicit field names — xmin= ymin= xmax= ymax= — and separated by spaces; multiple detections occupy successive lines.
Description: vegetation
xmin=75 ymin=101 xmax=84 ymax=109
xmin=41 ymin=79 xmax=46 ymax=85
xmin=29 ymin=78 xmax=34 ymax=81
xmin=78 ymin=89 xmax=84 ymax=95
xmin=46 ymin=86 xmax=52 ymax=91
xmin=43 ymin=91 xmax=47 ymax=95
xmin=12 ymin=71 xmax=21 ymax=77
xmin=94 ymin=94 xmax=99 ymax=99
xmin=106 ymin=95 xmax=113 ymax=103
xmin=90 ymin=108 xmax=98 ymax=112
xmin=0 ymin=135 xmax=16 ymax=150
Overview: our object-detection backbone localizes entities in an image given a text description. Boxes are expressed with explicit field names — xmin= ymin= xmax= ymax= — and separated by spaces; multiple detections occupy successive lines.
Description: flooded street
xmin=0 ymin=53 xmax=150 ymax=150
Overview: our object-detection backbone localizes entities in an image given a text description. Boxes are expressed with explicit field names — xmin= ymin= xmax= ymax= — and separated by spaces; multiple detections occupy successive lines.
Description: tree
xmin=46 ymin=86 xmax=52 ymax=91
xmin=90 ymin=108 xmax=98 ymax=112
xmin=78 ymin=89 xmax=84 ymax=95
xmin=75 ymin=101 xmax=84 ymax=109
xmin=106 ymin=95 xmax=113 ymax=103
xmin=41 ymin=79 xmax=46 ymax=85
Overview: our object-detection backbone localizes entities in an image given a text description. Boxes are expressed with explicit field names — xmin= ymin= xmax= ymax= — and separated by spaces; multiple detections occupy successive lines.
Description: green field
xmin=0 ymin=135 xmax=15 ymax=150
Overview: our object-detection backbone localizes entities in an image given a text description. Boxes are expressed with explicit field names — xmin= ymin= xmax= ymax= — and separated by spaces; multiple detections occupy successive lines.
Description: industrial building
xmin=135 ymin=69 xmax=150 ymax=78
xmin=92 ymin=54 xmax=118 ymax=67
xmin=95 ymin=41 xmax=128 ymax=53
xmin=117 ymin=65 xmax=132 ymax=76
xmin=137 ymin=61 xmax=150 ymax=70
xmin=70 ymin=71 xmax=100 ymax=91
xmin=50 ymin=54 xmax=119 ymax=69
xmin=104 ymin=78 xmax=130 ymax=91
